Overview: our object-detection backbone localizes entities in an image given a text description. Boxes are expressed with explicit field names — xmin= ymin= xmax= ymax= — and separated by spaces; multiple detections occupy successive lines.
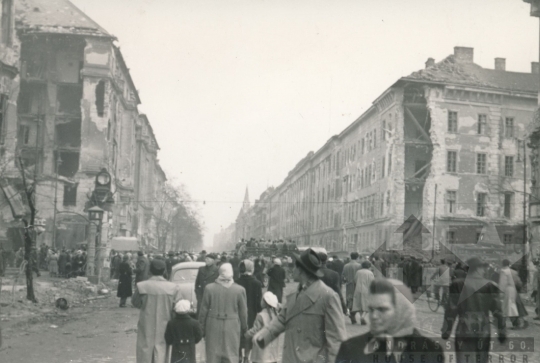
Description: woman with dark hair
xmin=117 ymin=254 xmax=133 ymax=307
xmin=352 ymin=260 xmax=374 ymax=325
xmin=337 ymin=278 xmax=443 ymax=363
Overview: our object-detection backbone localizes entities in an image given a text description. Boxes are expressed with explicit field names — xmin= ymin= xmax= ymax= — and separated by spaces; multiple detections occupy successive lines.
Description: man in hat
xmin=342 ymin=252 xmax=362 ymax=323
xmin=318 ymin=252 xmax=347 ymax=313
xmin=266 ymin=257 xmax=286 ymax=303
xmin=195 ymin=253 xmax=219 ymax=315
xmin=252 ymin=248 xmax=346 ymax=363
xmin=132 ymin=258 xmax=183 ymax=363
xmin=441 ymin=257 xmax=506 ymax=363
xmin=166 ymin=251 xmax=176 ymax=279
xmin=135 ymin=251 xmax=149 ymax=283
xmin=197 ymin=250 xmax=207 ymax=262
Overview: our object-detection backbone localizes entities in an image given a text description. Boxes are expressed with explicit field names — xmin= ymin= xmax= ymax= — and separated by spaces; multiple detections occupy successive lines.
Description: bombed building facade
xmin=0 ymin=0 xmax=183 ymax=252
xmin=227 ymin=46 xmax=539 ymax=259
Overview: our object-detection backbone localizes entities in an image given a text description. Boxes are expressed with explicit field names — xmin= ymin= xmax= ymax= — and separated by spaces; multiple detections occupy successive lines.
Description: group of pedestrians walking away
xmin=113 ymin=243 xmax=540 ymax=363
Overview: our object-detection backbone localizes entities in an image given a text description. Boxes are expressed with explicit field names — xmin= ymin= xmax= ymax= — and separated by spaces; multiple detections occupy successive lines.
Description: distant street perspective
xmin=2 ymin=1 xmax=540 ymax=363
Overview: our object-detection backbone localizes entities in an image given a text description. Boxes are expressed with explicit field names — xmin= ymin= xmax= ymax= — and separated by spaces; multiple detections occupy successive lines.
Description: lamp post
xmin=86 ymin=206 xmax=104 ymax=277
xmin=516 ymin=139 xmax=530 ymax=286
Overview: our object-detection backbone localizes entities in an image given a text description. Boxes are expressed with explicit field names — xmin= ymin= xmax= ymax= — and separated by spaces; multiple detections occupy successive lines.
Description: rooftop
xmin=15 ymin=0 xmax=113 ymax=39
xmin=402 ymin=53 xmax=539 ymax=94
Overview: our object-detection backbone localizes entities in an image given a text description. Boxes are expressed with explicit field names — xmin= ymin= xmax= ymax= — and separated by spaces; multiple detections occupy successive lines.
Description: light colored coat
xmin=259 ymin=279 xmax=347 ymax=363
xmin=352 ymin=268 xmax=374 ymax=313
xmin=245 ymin=308 xmax=280 ymax=363
xmin=499 ymin=267 xmax=518 ymax=317
xmin=198 ymin=282 xmax=248 ymax=363
xmin=132 ymin=276 xmax=183 ymax=363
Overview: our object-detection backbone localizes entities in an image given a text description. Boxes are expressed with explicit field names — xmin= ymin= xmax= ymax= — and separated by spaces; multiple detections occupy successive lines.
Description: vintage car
xmin=169 ymin=261 xmax=205 ymax=313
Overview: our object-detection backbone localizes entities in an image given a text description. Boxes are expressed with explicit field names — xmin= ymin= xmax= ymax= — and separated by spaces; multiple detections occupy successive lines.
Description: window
xmin=477 ymin=114 xmax=487 ymax=135
xmin=63 ymin=183 xmax=77 ymax=206
xmin=381 ymin=156 xmax=385 ymax=178
xmin=504 ymin=156 xmax=514 ymax=177
xmin=382 ymin=120 xmax=386 ymax=141
xmin=1 ymin=0 xmax=12 ymax=46
xmin=448 ymin=111 xmax=458 ymax=132
xmin=503 ymin=233 xmax=513 ymax=244
xmin=18 ymin=124 xmax=31 ymax=145
xmin=447 ymin=151 xmax=457 ymax=173
xmin=388 ymin=151 xmax=392 ymax=174
xmin=446 ymin=190 xmax=457 ymax=214
xmin=373 ymin=129 xmax=377 ymax=148
xmin=361 ymin=138 xmax=365 ymax=155
xmin=446 ymin=230 xmax=456 ymax=244
xmin=476 ymin=193 xmax=487 ymax=216
xmin=476 ymin=153 xmax=487 ymax=174
xmin=504 ymin=193 xmax=513 ymax=218
xmin=505 ymin=117 xmax=514 ymax=138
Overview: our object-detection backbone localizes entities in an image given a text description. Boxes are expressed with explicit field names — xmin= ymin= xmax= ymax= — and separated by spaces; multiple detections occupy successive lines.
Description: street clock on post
xmin=91 ymin=168 xmax=115 ymax=210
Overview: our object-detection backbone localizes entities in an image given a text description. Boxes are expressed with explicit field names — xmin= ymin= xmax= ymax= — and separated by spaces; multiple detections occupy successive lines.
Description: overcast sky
xmin=71 ymin=0 xmax=538 ymax=248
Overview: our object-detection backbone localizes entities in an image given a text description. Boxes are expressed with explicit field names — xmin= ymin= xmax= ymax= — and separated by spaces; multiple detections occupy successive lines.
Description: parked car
xmin=169 ymin=261 xmax=205 ymax=314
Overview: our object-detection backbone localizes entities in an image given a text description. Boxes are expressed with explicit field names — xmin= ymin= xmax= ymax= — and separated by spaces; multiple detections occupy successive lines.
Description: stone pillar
xmin=86 ymin=222 xmax=97 ymax=277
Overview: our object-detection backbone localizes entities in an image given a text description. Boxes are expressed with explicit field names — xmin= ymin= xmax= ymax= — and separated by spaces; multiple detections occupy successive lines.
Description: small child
xmin=165 ymin=299 xmax=202 ymax=363
xmin=245 ymin=292 xmax=280 ymax=363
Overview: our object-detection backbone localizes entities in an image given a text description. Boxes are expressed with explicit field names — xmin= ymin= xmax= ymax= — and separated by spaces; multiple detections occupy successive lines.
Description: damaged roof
xmin=15 ymin=0 xmax=114 ymax=39
xmin=401 ymin=55 xmax=539 ymax=94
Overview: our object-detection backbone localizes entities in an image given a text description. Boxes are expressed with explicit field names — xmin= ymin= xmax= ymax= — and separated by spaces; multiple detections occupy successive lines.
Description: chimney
xmin=425 ymin=58 xmax=435 ymax=68
xmin=532 ymin=62 xmax=540 ymax=74
xmin=494 ymin=58 xmax=506 ymax=71
xmin=454 ymin=46 xmax=474 ymax=63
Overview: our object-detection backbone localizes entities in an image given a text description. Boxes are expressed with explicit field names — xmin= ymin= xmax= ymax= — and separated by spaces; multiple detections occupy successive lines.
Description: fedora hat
xmin=293 ymin=248 xmax=323 ymax=277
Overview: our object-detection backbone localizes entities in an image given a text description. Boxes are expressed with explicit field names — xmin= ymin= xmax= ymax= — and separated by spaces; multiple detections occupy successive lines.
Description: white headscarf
xmin=174 ymin=299 xmax=191 ymax=314
xmin=216 ymin=263 xmax=234 ymax=288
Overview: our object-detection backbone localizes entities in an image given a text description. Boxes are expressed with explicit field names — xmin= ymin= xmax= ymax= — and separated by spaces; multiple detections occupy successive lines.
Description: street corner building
xmin=217 ymin=46 xmax=540 ymax=266
xmin=0 ymin=0 xmax=186 ymax=260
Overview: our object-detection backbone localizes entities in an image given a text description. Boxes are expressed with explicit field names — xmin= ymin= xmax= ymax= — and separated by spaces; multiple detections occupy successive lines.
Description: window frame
xmin=477 ymin=114 xmax=487 ymax=135
xmin=476 ymin=153 xmax=487 ymax=174
xmin=446 ymin=190 xmax=457 ymax=214
xmin=476 ymin=192 xmax=487 ymax=217
xmin=504 ymin=156 xmax=514 ymax=177
xmin=447 ymin=150 xmax=457 ymax=173
xmin=448 ymin=111 xmax=458 ymax=133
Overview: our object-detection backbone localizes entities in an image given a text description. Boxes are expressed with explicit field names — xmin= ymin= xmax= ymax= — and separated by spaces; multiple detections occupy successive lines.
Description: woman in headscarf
xmin=117 ymin=254 xmax=133 ymax=307
xmin=336 ymin=278 xmax=444 ymax=363
xmin=352 ymin=260 xmax=375 ymax=325
xmin=198 ymin=263 xmax=248 ymax=363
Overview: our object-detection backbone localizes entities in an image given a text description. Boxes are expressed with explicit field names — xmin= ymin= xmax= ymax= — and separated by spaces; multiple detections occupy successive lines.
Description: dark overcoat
xmin=266 ymin=265 xmax=286 ymax=302
xmin=165 ymin=314 xmax=203 ymax=363
xmin=117 ymin=261 xmax=133 ymax=298
xmin=236 ymin=274 xmax=263 ymax=328
xmin=135 ymin=256 xmax=149 ymax=283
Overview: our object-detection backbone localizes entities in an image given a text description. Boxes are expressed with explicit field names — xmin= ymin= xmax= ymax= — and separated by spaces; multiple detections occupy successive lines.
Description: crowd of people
xmin=118 ymin=245 xmax=540 ymax=363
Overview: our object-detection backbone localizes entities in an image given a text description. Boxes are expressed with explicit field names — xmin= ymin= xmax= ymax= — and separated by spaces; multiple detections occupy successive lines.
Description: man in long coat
xmin=194 ymin=253 xmax=219 ymax=315
xmin=442 ymin=257 xmax=506 ymax=363
xmin=199 ymin=263 xmax=248 ymax=363
xmin=132 ymin=259 xmax=183 ymax=363
xmin=236 ymin=259 xmax=263 ymax=362
xmin=266 ymin=258 xmax=286 ymax=303
xmin=58 ymin=249 xmax=67 ymax=277
xmin=341 ymin=252 xmax=362 ymax=323
xmin=352 ymin=261 xmax=375 ymax=325
xmin=253 ymin=248 xmax=346 ymax=363
xmin=329 ymin=255 xmax=345 ymax=286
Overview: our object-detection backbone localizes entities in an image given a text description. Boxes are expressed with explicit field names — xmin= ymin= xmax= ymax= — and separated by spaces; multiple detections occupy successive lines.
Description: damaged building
xmin=0 ymin=0 xmax=177 ymax=252
xmin=226 ymin=46 xmax=539 ymax=260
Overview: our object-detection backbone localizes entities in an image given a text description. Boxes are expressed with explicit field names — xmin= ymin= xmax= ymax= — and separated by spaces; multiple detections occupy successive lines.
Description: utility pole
xmin=431 ymin=184 xmax=437 ymax=260
xmin=51 ymin=156 xmax=61 ymax=249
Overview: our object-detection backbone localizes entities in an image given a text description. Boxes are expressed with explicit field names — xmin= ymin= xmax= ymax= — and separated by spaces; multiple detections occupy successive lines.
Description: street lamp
xmin=86 ymin=206 xmax=104 ymax=278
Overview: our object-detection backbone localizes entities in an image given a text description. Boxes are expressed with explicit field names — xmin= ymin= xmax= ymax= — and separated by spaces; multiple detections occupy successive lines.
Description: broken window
xmin=504 ymin=193 xmax=513 ymax=218
xmin=18 ymin=82 xmax=47 ymax=115
xmin=55 ymin=151 xmax=79 ymax=178
xmin=448 ymin=111 xmax=458 ymax=133
xmin=476 ymin=193 xmax=487 ymax=216
xmin=96 ymin=80 xmax=105 ymax=117
xmin=504 ymin=156 xmax=514 ymax=177
xmin=56 ymin=118 xmax=81 ymax=148
xmin=57 ymin=85 xmax=82 ymax=116
xmin=18 ymin=123 xmax=37 ymax=146
xmin=63 ymin=183 xmax=77 ymax=206
xmin=446 ymin=190 xmax=457 ymax=214
xmin=447 ymin=151 xmax=457 ymax=173
xmin=477 ymin=114 xmax=487 ymax=135
xmin=476 ymin=153 xmax=487 ymax=174
xmin=1 ymin=0 xmax=12 ymax=46
xmin=446 ymin=230 xmax=456 ymax=244
xmin=505 ymin=117 xmax=514 ymax=138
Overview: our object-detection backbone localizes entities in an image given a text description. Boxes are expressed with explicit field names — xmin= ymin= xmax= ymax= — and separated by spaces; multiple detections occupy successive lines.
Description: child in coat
xmin=245 ymin=292 xmax=280 ymax=363
xmin=165 ymin=299 xmax=203 ymax=363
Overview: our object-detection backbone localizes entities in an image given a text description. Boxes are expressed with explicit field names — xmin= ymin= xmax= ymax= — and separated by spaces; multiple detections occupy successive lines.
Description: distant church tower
xmin=236 ymin=186 xmax=250 ymax=241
